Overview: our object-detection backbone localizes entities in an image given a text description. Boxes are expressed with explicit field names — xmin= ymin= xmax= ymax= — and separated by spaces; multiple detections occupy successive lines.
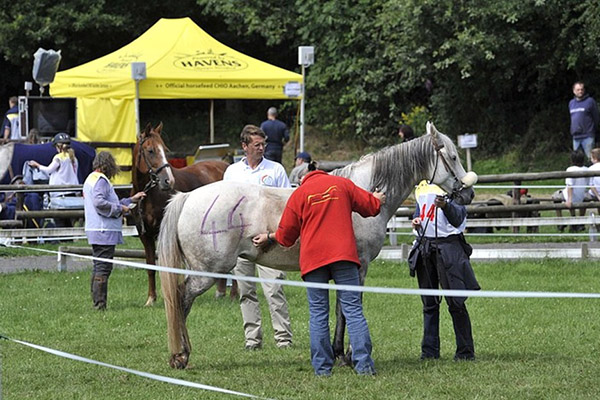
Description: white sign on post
xmin=284 ymin=81 xmax=302 ymax=98
xmin=131 ymin=62 xmax=147 ymax=81
xmin=458 ymin=134 xmax=478 ymax=149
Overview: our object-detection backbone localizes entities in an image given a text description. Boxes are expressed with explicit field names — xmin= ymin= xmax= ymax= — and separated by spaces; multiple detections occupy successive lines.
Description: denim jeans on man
xmin=303 ymin=260 xmax=375 ymax=376
xmin=573 ymin=136 xmax=594 ymax=159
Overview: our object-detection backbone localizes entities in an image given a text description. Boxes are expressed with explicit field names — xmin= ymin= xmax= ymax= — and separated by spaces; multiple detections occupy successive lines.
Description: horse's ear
xmin=140 ymin=122 xmax=152 ymax=139
xmin=426 ymin=121 xmax=438 ymax=137
xmin=156 ymin=122 xmax=164 ymax=135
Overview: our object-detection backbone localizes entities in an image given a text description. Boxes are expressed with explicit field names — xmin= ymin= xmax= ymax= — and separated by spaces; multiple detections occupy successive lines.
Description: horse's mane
xmin=330 ymin=134 xmax=437 ymax=198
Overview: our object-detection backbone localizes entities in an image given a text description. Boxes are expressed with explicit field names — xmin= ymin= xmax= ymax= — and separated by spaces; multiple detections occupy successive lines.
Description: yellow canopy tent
xmin=50 ymin=17 xmax=303 ymax=183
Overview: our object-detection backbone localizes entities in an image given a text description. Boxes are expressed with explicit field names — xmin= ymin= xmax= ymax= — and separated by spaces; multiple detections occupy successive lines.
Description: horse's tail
xmin=158 ymin=191 xmax=191 ymax=368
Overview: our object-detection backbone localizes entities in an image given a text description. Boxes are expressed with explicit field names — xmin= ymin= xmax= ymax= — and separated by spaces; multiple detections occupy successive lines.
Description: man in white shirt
xmin=223 ymin=124 xmax=293 ymax=350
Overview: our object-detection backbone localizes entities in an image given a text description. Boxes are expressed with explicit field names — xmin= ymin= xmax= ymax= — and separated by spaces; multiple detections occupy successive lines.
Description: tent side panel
xmin=77 ymin=97 xmax=135 ymax=184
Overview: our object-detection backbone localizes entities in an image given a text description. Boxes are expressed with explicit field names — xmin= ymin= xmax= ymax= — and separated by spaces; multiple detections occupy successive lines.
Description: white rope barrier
xmin=0 ymin=334 xmax=269 ymax=399
xmin=4 ymin=241 xmax=600 ymax=299
xmin=2 ymin=238 xmax=599 ymax=399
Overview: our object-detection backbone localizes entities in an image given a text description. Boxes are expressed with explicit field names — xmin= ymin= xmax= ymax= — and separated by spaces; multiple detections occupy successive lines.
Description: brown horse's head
xmin=136 ymin=122 xmax=175 ymax=191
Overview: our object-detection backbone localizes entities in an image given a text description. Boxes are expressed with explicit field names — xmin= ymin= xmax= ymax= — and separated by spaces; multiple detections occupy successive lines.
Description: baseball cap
xmin=295 ymin=151 xmax=312 ymax=162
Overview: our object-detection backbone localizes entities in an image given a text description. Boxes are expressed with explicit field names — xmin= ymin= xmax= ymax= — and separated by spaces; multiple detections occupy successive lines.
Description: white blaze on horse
xmin=158 ymin=122 xmax=477 ymax=369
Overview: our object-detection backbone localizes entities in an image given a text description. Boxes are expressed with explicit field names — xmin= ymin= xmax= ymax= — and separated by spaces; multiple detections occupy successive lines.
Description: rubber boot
xmin=421 ymin=310 xmax=440 ymax=359
xmin=92 ymin=275 xmax=108 ymax=310
xmin=450 ymin=307 xmax=475 ymax=360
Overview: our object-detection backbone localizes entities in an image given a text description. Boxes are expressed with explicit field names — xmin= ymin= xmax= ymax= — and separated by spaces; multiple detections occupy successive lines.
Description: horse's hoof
xmin=335 ymin=354 xmax=352 ymax=367
xmin=215 ymin=291 xmax=226 ymax=299
xmin=144 ymin=296 xmax=157 ymax=307
xmin=169 ymin=353 xmax=188 ymax=369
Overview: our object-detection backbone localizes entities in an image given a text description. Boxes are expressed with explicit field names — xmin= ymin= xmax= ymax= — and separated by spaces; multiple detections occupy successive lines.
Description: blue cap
xmin=296 ymin=151 xmax=312 ymax=162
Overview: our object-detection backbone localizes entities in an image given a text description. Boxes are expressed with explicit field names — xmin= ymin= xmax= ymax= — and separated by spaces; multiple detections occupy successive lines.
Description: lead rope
xmin=433 ymin=205 xmax=442 ymax=304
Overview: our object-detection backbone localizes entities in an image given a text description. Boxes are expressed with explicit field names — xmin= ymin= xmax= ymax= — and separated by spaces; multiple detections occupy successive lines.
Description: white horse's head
xmin=427 ymin=122 xmax=477 ymax=205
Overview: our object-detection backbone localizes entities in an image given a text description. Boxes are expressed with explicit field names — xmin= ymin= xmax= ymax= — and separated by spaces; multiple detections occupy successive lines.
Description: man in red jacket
xmin=253 ymin=165 xmax=385 ymax=376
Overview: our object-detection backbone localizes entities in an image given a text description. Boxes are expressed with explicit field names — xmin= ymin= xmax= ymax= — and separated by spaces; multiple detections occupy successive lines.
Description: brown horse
xmin=133 ymin=122 xmax=231 ymax=306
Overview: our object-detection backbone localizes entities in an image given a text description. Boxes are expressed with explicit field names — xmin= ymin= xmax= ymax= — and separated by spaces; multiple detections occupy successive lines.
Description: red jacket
xmin=275 ymin=170 xmax=381 ymax=276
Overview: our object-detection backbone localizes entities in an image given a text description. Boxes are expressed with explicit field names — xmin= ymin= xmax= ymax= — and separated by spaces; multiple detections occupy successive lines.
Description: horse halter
xmin=428 ymin=134 xmax=466 ymax=200
xmin=137 ymin=135 xmax=171 ymax=193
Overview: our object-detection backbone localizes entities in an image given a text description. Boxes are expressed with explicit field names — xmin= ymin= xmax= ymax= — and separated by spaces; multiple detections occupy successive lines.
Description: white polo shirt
xmin=564 ymin=165 xmax=589 ymax=203
xmin=223 ymin=157 xmax=291 ymax=188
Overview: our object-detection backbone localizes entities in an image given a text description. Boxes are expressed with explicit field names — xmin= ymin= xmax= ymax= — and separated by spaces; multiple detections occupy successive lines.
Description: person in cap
xmin=289 ymin=151 xmax=312 ymax=186
xmin=408 ymin=180 xmax=480 ymax=361
xmin=29 ymin=133 xmax=80 ymax=223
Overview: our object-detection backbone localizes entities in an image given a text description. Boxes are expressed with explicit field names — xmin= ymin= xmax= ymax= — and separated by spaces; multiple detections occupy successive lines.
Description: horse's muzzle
xmin=159 ymin=178 xmax=173 ymax=191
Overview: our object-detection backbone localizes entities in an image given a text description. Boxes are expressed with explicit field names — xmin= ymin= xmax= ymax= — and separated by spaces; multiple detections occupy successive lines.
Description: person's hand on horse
xmin=373 ymin=189 xmax=386 ymax=205
xmin=131 ymin=191 xmax=147 ymax=203
xmin=121 ymin=204 xmax=130 ymax=214
xmin=28 ymin=160 xmax=40 ymax=169
xmin=252 ymin=232 xmax=276 ymax=251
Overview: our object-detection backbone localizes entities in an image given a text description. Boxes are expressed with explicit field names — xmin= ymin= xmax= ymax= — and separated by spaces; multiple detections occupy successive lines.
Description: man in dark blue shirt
xmin=260 ymin=107 xmax=289 ymax=164
xmin=569 ymin=81 xmax=599 ymax=158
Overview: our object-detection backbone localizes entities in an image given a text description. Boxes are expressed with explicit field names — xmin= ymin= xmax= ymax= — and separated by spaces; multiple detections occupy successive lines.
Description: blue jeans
xmin=303 ymin=261 xmax=375 ymax=375
xmin=573 ymin=136 xmax=594 ymax=159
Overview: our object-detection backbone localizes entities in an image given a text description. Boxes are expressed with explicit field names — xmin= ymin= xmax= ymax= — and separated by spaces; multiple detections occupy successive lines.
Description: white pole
xmin=210 ymin=100 xmax=215 ymax=144
xmin=300 ymin=64 xmax=306 ymax=152
xmin=466 ymin=148 xmax=472 ymax=172
xmin=134 ymin=80 xmax=141 ymax=136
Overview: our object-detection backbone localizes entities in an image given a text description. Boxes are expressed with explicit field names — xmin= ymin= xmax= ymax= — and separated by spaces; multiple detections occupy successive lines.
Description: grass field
xmin=1 ymin=257 xmax=600 ymax=399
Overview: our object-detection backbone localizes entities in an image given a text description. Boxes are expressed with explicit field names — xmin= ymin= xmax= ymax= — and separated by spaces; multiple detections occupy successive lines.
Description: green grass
xmin=1 ymin=258 xmax=600 ymax=399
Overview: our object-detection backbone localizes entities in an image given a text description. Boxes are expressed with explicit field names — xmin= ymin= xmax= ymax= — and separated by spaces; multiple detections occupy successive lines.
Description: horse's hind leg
xmin=168 ymin=275 xmax=217 ymax=369
xmin=182 ymin=275 xmax=217 ymax=317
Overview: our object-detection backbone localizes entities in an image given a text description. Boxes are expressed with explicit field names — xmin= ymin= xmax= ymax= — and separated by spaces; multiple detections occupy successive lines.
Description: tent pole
xmin=210 ymin=100 xmax=215 ymax=143
xmin=300 ymin=64 xmax=306 ymax=152
xmin=134 ymin=80 xmax=141 ymax=136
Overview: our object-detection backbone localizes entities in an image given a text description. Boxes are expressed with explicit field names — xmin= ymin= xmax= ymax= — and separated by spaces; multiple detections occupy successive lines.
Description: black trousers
xmin=416 ymin=244 xmax=475 ymax=359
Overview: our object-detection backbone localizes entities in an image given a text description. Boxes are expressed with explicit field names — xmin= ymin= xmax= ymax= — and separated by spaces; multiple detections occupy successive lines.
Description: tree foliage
xmin=2 ymin=0 xmax=600 ymax=153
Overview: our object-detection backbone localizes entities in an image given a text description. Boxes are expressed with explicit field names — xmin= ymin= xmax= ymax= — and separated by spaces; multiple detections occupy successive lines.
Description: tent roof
xmin=50 ymin=17 xmax=302 ymax=100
